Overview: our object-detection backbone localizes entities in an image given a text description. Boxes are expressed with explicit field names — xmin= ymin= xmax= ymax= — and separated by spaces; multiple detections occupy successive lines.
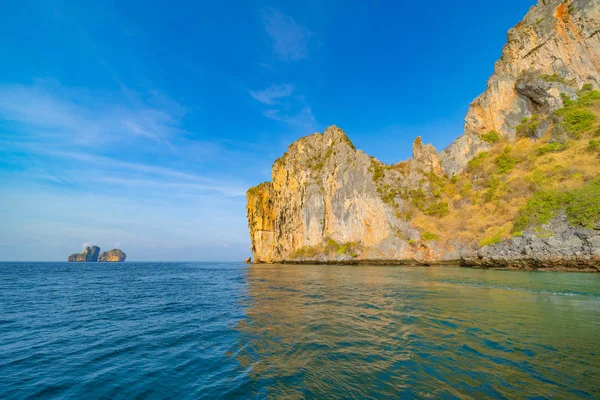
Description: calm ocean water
xmin=0 ymin=262 xmax=599 ymax=399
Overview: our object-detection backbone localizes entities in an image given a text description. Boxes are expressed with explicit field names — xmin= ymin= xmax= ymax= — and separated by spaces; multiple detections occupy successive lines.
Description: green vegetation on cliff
xmin=402 ymin=85 xmax=600 ymax=245
xmin=362 ymin=86 xmax=600 ymax=246
xmin=557 ymin=86 xmax=599 ymax=137
xmin=516 ymin=114 xmax=541 ymax=137
xmin=291 ymin=238 xmax=360 ymax=260
xmin=481 ymin=130 xmax=501 ymax=144
xmin=513 ymin=177 xmax=600 ymax=231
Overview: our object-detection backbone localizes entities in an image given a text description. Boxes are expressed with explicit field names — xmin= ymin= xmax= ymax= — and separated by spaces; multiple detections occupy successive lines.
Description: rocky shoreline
xmin=257 ymin=260 xmax=599 ymax=272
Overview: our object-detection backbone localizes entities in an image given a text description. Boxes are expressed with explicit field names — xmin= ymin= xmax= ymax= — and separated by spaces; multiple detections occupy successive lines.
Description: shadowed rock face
xmin=68 ymin=246 xmax=100 ymax=262
xmin=246 ymin=0 xmax=600 ymax=269
xmin=68 ymin=247 xmax=126 ymax=262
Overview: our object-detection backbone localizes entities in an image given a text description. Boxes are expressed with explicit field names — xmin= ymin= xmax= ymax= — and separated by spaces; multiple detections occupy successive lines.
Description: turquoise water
xmin=1 ymin=263 xmax=599 ymax=398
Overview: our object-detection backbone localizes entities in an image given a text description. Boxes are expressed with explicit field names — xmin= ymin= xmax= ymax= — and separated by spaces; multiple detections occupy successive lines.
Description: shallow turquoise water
xmin=1 ymin=263 xmax=599 ymax=398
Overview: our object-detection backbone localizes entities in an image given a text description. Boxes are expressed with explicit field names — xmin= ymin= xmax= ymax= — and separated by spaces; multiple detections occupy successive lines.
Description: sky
xmin=0 ymin=0 xmax=536 ymax=261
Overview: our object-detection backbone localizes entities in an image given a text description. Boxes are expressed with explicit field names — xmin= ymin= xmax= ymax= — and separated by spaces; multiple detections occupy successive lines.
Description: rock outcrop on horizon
xmin=98 ymin=249 xmax=127 ymax=262
xmin=68 ymin=246 xmax=100 ymax=262
xmin=246 ymin=0 xmax=600 ymax=270
xmin=68 ymin=246 xmax=126 ymax=262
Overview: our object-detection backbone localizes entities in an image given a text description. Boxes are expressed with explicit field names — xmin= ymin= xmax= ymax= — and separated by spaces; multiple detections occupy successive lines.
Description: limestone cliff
xmin=246 ymin=0 xmax=600 ymax=270
xmin=68 ymin=246 xmax=126 ymax=262
xmin=98 ymin=249 xmax=127 ymax=262
xmin=443 ymin=0 xmax=600 ymax=174
xmin=68 ymin=246 xmax=100 ymax=262
xmin=247 ymin=126 xmax=465 ymax=264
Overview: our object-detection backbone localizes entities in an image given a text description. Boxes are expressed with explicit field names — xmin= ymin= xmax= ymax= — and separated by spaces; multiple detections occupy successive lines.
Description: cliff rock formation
xmin=68 ymin=246 xmax=100 ymax=262
xmin=246 ymin=0 xmax=600 ymax=270
xmin=476 ymin=213 xmax=600 ymax=270
xmin=68 ymin=246 xmax=126 ymax=262
xmin=443 ymin=0 xmax=600 ymax=174
xmin=98 ymin=249 xmax=127 ymax=262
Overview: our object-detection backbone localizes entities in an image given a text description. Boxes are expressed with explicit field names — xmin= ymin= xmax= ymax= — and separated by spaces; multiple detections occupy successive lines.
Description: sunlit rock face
xmin=246 ymin=0 xmax=600 ymax=267
xmin=98 ymin=249 xmax=127 ymax=262
xmin=441 ymin=0 xmax=600 ymax=175
xmin=68 ymin=247 xmax=126 ymax=262
xmin=460 ymin=0 xmax=599 ymax=145
xmin=247 ymin=126 xmax=458 ymax=264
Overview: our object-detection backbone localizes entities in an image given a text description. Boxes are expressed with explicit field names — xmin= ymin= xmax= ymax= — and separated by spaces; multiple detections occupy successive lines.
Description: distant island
xmin=68 ymin=246 xmax=126 ymax=262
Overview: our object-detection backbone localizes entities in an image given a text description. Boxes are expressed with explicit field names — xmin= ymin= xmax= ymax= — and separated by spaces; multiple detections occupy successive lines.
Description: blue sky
xmin=0 ymin=0 xmax=535 ymax=261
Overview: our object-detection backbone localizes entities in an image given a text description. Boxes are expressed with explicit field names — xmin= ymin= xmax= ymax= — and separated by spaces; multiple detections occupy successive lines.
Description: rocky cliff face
xmin=443 ymin=0 xmax=600 ymax=174
xmin=247 ymin=126 xmax=464 ymax=264
xmin=68 ymin=246 xmax=100 ymax=262
xmin=246 ymin=0 xmax=600 ymax=270
xmin=473 ymin=213 xmax=600 ymax=271
xmin=68 ymin=246 xmax=126 ymax=262
xmin=98 ymin=249 xmax=127 ymax=262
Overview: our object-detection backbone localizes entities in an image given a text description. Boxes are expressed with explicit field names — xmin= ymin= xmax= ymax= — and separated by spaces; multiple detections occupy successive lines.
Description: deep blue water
xmin=1 ymin=262 xmax=599 ymax=399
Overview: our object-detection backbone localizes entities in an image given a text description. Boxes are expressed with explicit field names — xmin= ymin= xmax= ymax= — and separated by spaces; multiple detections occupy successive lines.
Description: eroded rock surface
xmin=474 ymin=214 xmax=600 ymax=271
xmin=442 ymin=0 xmax=600 ymax=174
xmin=464 ymin=0 xmax=599 ymax=136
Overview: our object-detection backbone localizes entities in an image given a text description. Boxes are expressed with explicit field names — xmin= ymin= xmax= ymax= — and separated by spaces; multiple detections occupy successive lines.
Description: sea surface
xmin=1 ymin=262 xmax=599 ymax=399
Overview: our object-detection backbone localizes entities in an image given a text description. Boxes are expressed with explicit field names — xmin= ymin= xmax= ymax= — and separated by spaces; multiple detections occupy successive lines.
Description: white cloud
xmin=41 ymin=150 xmax=215 ymax=182
xmin=252 ymin=8 xmax=318 ymax=130
xmin=0 ymin=80 xmax=254 ymax=200
xmin=13 ymin=148 xmax=248 ymax=197
xmin=262 ymin=7 xmax=312 ymax=61
xmin=100 ymin=177 xmax=246 ymax=197
xmin=249 ymin=84 xmax=295 ymax=105
xmin=0 ymin=81 xmax=185 ymax=146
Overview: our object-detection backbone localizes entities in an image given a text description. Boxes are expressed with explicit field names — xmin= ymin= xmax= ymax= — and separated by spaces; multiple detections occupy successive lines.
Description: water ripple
xmin=0 ymin=263 xmax=599 ymax=398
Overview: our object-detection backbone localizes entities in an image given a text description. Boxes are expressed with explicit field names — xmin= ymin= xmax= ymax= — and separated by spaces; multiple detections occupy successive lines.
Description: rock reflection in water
xmin=233 ymin=264 xmax=600 ymax=398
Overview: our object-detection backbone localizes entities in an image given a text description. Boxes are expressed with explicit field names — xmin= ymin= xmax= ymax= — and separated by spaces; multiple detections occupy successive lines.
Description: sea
xmin=1 ymin=262 xmax=599 ymax=399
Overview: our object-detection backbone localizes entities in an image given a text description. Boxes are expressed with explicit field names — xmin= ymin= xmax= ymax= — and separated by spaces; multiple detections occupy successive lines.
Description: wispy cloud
xmin=262 ymin=7 xmax=312 ymax=62
xmin=249 ymin=84 xmax=294 ymax=105
xmin=8 ymin=147 xmax=249 ymax=197
xmin=39 ymin=150 xmax=215 ymax=183
xmin=249 ymin=83 xmax=316 ymax=130
xmin=0 ymin=80 xmax=253 ymax=200
xmin=263 ymin=107 xmax=316 ymax=130
xmin=100 ymin=177 xmax=245 ymax=197
xmin=0 ymin=80 xmax=185 ymax=147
